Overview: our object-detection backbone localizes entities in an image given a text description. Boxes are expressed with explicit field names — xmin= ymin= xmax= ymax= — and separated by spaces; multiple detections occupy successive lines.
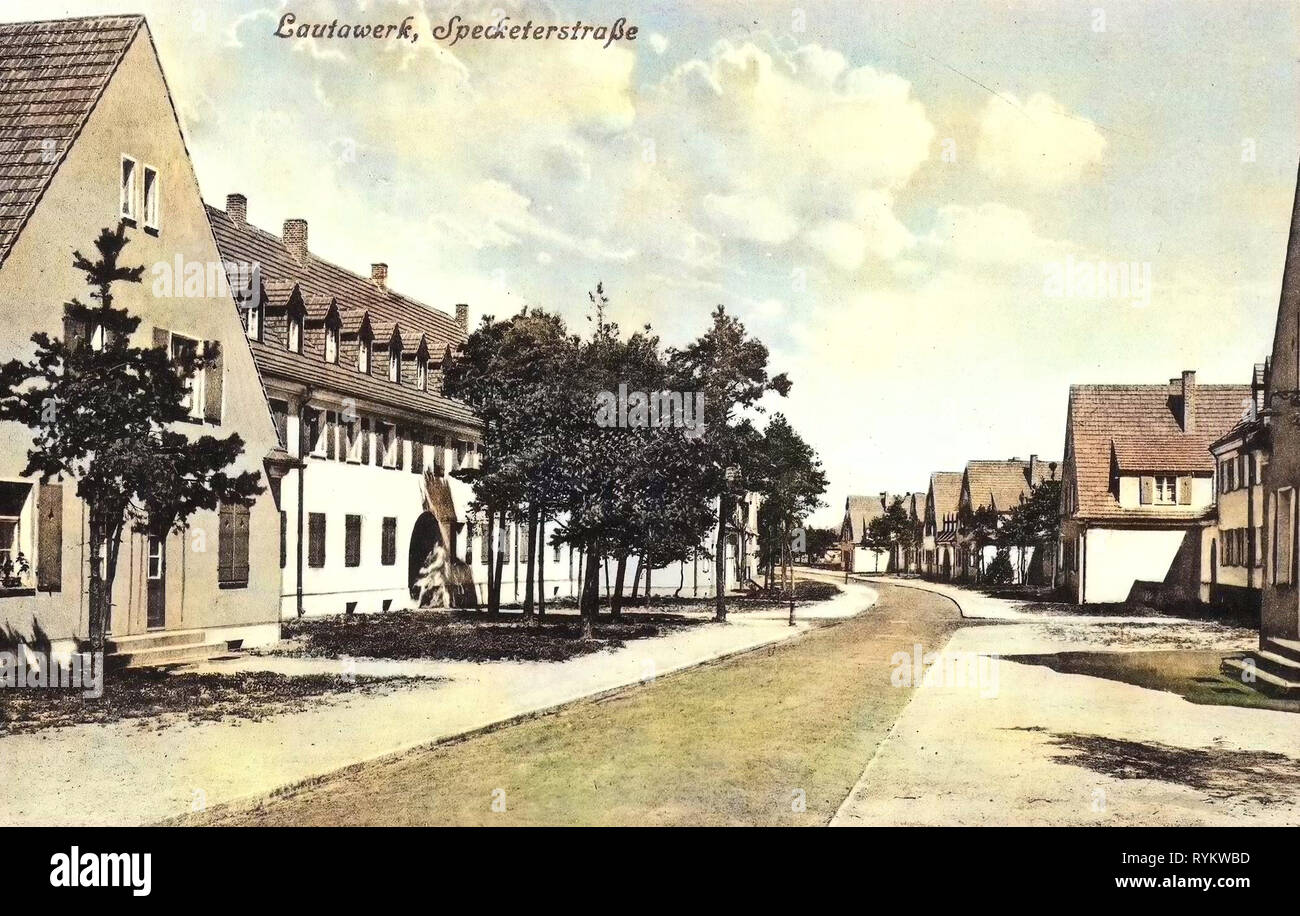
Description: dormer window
xmin=359 ymin=338 xmax=372 ymax=374
xmin=325 ymin=324 xmax=339 ymax=364
xmin=287 ymin=312 xmax=302 ymax=353
xmin=388 ymin=341 xmax=400 ymax=383
xmin=417 ymin=356 xmax=428 ymax=391
xmin=245 ymin=298 xmax=263 ymax=341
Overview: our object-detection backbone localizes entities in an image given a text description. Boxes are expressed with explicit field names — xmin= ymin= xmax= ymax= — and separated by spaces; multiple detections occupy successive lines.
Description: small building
xmin=839 ymin=493 xmax=893 ymax=573
xmin=1058 ymin=371 xmax=1251 ymax=605
xmin=904 ymin=491 xmax=927 ymax=573
xmin=923 ymin=472 xmax=963 ymax=579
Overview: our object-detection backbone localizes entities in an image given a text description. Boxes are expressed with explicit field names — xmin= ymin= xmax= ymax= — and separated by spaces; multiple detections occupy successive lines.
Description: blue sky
xmin=10 ymin=0 xmax=1299 ymax=526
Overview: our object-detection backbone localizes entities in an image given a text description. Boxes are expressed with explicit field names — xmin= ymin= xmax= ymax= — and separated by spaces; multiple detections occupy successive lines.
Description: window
xmin=380 ymin=422 xmax=399 ymax=468
xmin=217 ymin=502 xmax=250 ymax=588
xmin=455 ymin=441 xmax=468 ymax=471
xmin=88 ymin=320 xmax=106 ymax=352
xmin=120 ymin=156 xmax=136 ymax=220
xmin=554 ymin=543 xmax=562 ymax=564
xmin=170 ymin=334 xmax=204 ymax=421
xmin=142 ymin=165 xmax=159 ymax=231
xmin=304 ymin=407 xmax=332 ymax=458
xmin=1154 ymin=476 xmax=1177 ymax=505
xmin=0 ymin=482 xmax=30 ymax=586
xmin=381 ymin=517 xmax=397 ymax=566
xmin=308 ymin=513 xmax=326 ymax=568
xmin=345 ymin=514 xmax=362 ymax=567
xmin=147 ymin=534 xmax=164 ymax=580
xmin=288 ymin=312 xmax=303 ymax=353
xmin=388 ymin=342 xmax=400 ymax=383
xmin=344 ymin=418 xmax=365 ymax=464
xmin=269 ymin=399 xmax=288 ymax=449
xmin=325 ymin=324 xmax=339 ymax=364
xmin=417 ymin=357 xmax=428 ymax=391
xmin=359 ymin=338 xmax=372 ymax=374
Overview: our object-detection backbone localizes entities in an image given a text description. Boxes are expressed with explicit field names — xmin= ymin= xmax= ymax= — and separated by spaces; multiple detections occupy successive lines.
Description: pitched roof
xmin=207 ymin=204 xmax=477 ymax=429
xmin=963 ymin=459 xmax=1057 ymax=513
xmin=1065 ymin=381 xmax=1251 ymax=521
xmin=843 ymin=493 xmax=889 ymax=542
xmin=909 ymin=491 xmax=927 ymax=522
xmin=0 ymin=15 xmax=143 ymax=266
xmin=929 ymin=472 xmax=963 ymax=521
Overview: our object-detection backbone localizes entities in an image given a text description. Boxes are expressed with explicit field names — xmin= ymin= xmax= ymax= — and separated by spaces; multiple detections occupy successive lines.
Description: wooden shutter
xmin=412 ymin=430 xmax=424 ymax=474
xmin=1139 ymin=476 xmax=1154 ymax=504
xmin=232 ymin=503 xmax=249 ymax=586
xmin=62 ymin=313 xmax=86 ymax=351
xmin=396 ymin=427 xmax=405 ymax=470
xmin=203 ymin=341 xmax=224 ymax=423
xmin=382 ymin=517 xmax=396 ymax=566
xmin=1177 ymin=476 xmax=1192 ymax=505
xmin=35 ymin=483 xmax=62 ymax=592
xmin=345 ymin=515 xmax=361 ymax=567
xmin=152 ymin=326 xmax=169 ymax=352
xmin=326 ymin=411 xmax=339 ymax=461
xmin=308 ymin=513 xmax=326 ymax=567
xmin=217 ymin=503 xmax=235 ymax=584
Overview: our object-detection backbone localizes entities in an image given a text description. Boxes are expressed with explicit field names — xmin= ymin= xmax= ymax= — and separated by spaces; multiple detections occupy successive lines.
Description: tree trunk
xmin=87 ymin=514 xmax=107 ymax=653
xmin=610 ymin=552 xmax=628 ymax=618
xmin=536 ymin=509 xmax=546 ymax=620
xmin=484 ymin=509 xmax=497 ymax=614
xmin=714 ymin=495 xmax=729 ymax=622
xmin=579 ymin=547 xmax=600 ymax=638
xmin=523 ymin=502 xmax=537 ymax=617
xmin=629 ymin=553 xmax=643 ymax=601
xmin=491 ymin=509 xmax=507 ymax=614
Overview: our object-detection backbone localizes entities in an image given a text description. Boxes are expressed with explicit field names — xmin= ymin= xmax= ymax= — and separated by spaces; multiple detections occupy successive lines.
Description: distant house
xmin=1058 ymin=371 xmax=1251 ymax=605
xmin=1201 ymin=365 xmax=1268 ymax=617
xmin=905 ymin=491 xmax=927 ymax=573
xmin=923 ymin=472 xmax=963 ymax=579
xmin=839 ymin=493 xmax=893 ymax=573
xmin=956 ymin=456 xmax=1058 ymax=582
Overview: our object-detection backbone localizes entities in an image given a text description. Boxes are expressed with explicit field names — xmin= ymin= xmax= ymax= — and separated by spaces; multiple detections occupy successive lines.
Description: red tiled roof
xmin=1065 ymin=382 xmax=1251 ymax=521
xmin=962 ymin=458 xmax=1057 ymax=512
xmin=0 ymin=15 xmax=143 ymax=266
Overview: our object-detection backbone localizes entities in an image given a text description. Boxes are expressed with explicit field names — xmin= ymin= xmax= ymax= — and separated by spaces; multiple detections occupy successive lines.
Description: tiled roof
xmin=207 ymin=204 xmax=477 ymax=429
xmin=843 ymin=493 xmax=889 ymax=542
xmin=1065 ymin=382 xmax=1251 ymax=521
xmin=1111 ymin=435 xmax=1218 ymax=473
xmin=929 ymin=472 xmax=962 ymax=521
xmin=963 ymin=458 xmax=1058 ymax=512
xmin=0 ymin=15 xmax=143 ymax=266
xmin=909 ymin=491 xmax=927 ymax=522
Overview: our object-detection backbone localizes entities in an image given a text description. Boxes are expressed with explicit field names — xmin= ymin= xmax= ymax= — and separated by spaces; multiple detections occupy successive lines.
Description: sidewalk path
xmin=0 ymin=584 xmax=874 ymax=827
xmin=832 ymin=577 xmax=1300 ymax=826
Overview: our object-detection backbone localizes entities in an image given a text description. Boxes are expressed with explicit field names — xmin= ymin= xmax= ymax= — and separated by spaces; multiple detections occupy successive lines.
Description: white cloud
xmin=977 ymin=91 xmax=1107 ymax=187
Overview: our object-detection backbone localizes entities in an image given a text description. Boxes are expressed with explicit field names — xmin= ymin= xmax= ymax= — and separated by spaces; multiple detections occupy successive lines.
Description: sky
xmin=8 ymin=0 xmax=1299 ymax=527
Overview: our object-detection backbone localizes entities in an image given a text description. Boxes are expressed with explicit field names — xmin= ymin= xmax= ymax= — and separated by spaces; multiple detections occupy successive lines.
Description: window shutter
xmin=1177 ymin=476 xmax=1192 ymax=505
xmin=35 ymin=483 xmax=62 ymax=592
xmin=217 ymin=504 xmax=234 ymax=583
xmin=412 ymin=431 xmax=424 ymax=474
xmin=396 ymin=427 xmax=405 ymax=470
xmin=1139 ymin=476 xmax=1154 ymax=504
xmin=152 ymin=326 xmax=169 ymax=352
xmin=62 ymin=314 xmax=86 ymax=351
xmin=326 ymin=412 xmax=339 ymax=461
xmin=300 ymin=407 xmax=314 ymax=456
xmin=233 ymin=504 xmax=250 ymax=585
xmin=308 ymin=513 xmax=326 ymax=567
xmin=203 ymin=341 xmax=223 ymax=423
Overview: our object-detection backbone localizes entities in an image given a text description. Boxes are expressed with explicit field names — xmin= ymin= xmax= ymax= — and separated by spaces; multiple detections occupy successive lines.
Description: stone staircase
xmin=105 ymin=629 xmax=242 ymax=669
xmin=1222 ymin=637 xmax=1300 ymax=697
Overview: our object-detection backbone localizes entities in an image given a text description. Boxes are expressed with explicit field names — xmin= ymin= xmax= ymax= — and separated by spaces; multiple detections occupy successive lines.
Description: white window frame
xmin=1154 ymin=475 xmax=1177 ymax=505
xmin=120 ymin=155 xmax=137 ymax=221
xmin=288 ymin=313 xmax=303 ymax=353
xmin=246 ymin=299 xmax=262 ymax=341
xmin=147 ymin=534 xmax=164 ymax=580
xmin=170 ymin=333 xmax=204 ymax=421
xmin=142 ymin=163 xmax=160 ymax=231
xmin=345 ymin=418 xmax=365 ymax=464
xmin=380 ymin=422 xmax=398 ymax=468
xmin=417 ymin=357 xmax=427 ymax=391
xmin=359 ymin=338 xmax=372 ymax=374
xmin=325 ymin=324 xmax=339 ymax=364
xmin=388 ymin=343 xmax=400 ymax=383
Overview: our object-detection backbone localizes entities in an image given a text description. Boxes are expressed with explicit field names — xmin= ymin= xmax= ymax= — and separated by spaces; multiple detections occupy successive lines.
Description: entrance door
xmin=146 ymin=532 xmax=166 ymax=629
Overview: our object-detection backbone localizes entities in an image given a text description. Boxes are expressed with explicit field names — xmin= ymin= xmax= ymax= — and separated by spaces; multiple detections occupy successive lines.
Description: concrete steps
xmin=1221 ymin=638 xmax=1300 ymax=697
xmin=106 ymin=629 xmax=242 ymax=669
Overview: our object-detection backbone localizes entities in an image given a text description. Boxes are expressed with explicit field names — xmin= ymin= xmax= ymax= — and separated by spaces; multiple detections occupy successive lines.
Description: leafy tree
xmin=0 ymin=224 xmax=263 ymax=653
xmin=752 ymin=414 xmax=825 ymax=618
xmin=1000 ymin=478 xmax=1062 ymax=582
xmin=864 ymin=496 xmax=909 ymax=570
xmin=669 ymin=305 xmax=789 ymax=621
xmin=985 ymin=549 xmax=1014 ymax=584
xmin=803 ymin=526 xmax=840 ymax=562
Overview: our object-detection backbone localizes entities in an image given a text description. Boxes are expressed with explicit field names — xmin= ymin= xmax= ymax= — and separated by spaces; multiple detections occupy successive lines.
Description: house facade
xmin=1200 ymin=366 xmax=1268 ymax=617
xmin=0 ymin=16 xmax=282 ymax=660
xmin=839 ymin=493 xmax=892 ymax=573
xmin=904 ymin=491 xmax=927 ymax=573
xmin=923 ymin=471 xmax=962 ymax=579
xmin=1058 ymin=371 xmax=1251 ymax=605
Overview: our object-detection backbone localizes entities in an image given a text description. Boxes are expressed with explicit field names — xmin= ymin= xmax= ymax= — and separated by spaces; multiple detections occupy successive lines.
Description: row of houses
xmin=0 ymin=15 xmax=758 ymax=666
xmin=840 ymin=455 xmax=1058 ymax=584
xmin=839 ymin=163 xmax=1300 ymax=688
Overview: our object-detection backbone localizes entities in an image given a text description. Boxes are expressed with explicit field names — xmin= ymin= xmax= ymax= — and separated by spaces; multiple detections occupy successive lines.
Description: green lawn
xmin=187 ymin=583 xmax=962 ymax=826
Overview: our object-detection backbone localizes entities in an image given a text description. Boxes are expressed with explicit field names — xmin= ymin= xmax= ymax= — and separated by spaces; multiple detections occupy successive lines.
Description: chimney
xmin=371 ymin=263 xmax=388 ymax=291
xmin=226 ymin=193 xmax=247 ymax=227
xmin=1180 ymin=369 xmax=1197 ymax=433
xmin=283 ymin=218 xmax=308 ymax=263
xmin=455 ymin=303 xmax=469 ymax=331
xmin=1028 ymin=454 xmax=1038 ymax=482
